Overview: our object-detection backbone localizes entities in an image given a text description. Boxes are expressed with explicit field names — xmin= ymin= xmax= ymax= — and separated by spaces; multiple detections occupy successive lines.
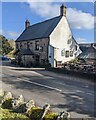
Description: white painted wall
xmin=48 ymin=45 xmax=54 ymax=67
xmin=49 ymin=16 xmax=81 ymax=67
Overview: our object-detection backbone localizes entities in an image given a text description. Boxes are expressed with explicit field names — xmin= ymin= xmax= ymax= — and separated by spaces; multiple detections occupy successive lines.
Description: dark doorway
xmin=35 ymin=55 xmax=40 ymax=66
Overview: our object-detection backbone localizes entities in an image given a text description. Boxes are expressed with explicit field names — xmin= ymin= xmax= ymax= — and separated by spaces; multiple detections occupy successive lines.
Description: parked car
xmin=0 ymin=56 xmax=10 ymax=61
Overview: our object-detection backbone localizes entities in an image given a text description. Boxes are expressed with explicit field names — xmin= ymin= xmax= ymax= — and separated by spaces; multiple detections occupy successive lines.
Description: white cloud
xmin=0 ymin=29 xmax=2 ymax=35
xmin=27 ymin=1 xmax=59 ymax=18
xmin=6 ymin=31 xmax=20 ymax=39
xmin=27 ymin=1 xmax=94 ymax=29
xmin=76 ymin=37 xmax=87 ymax=43
xmin=67 ymin=8 xmax=94 ymax=29
xmin=1 ymin=30 xmax=20 ymax=39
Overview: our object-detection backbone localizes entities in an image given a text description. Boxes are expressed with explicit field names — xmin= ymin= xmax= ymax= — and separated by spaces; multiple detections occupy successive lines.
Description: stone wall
xmin=16 ymin=38 xmax=49 ymax=66
xmin=0 ymin=90 xmax=70 ymax=120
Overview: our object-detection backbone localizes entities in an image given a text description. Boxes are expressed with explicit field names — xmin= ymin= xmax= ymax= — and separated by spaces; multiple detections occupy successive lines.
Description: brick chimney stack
xmin=25 ymin=19 xmax=30 ymax=29
xmin=60 ymin=4 xmax=67 ymax=17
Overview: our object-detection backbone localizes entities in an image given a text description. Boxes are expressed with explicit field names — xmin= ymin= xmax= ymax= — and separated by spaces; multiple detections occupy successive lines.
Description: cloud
xmin=67 ymin=8 xmax=94 ymax=29
xmin=0 ymin=29 xmax=2 ymax=35
xmin=27 ymin=1 xmax=59 ymax=18
xmin=26 ymin=1 xmax=94 ymax=29
xmin=6 ymin=31 xmax=20 ymax=39
xmin=1 ymin=30 xmax=20 ymax=39
xmin=76 ymin=37 xmax=87 ymax=43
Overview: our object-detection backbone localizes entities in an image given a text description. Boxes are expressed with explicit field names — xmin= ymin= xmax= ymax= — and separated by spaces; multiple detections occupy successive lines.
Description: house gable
xmin=49 ymin=16 xmax=81 ymax=64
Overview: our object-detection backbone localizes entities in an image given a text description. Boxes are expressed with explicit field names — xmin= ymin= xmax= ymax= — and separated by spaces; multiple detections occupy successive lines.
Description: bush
xmin=44 ymin=112 xmax=58 ymax=120
xmin=0 ymin=108 xmax=30 ymax=120
xmin=13 ymin=103 xmax=26 ymax=113
xmin=1 ymin=99 xmax=13 ymax=109
xmin=0 ymin=96 xmax=3 ymax=104
xmin=28 ymin=107 xmax=43 ymax=120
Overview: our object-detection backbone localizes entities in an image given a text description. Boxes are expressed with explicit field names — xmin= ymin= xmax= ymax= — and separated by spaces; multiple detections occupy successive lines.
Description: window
xmin=35 ymin=41 xmax=39 ymax=50
xmin=36 ymin=55 xmax=39 ymax=62
xmin=41 ymin=59 xmax=45 ymax=63
xmin=27 ymin=42 xmax=30 ymax=48
xmin=20 ymin=42 xmax=22 ymax=48
xmin=16 ymin=43 xmax=18 ymax=49
xmin=39 ymin=46 xmax=43 ymax=52
xmin=61 ymin=49 xmax=65 ymax=56
xmin=57 ymin=61 xmax=62 ymax=64
xmin=70 ymin=51 xmax=73 ymax=57
xmin=65 ymin=51 xmax=69 ymax=57
xmin=67 ymin=39 xmax=72 ymax=44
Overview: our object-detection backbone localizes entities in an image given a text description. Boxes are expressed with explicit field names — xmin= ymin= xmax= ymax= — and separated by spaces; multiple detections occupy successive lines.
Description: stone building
xmin=15 ymin=4 xmax=81 ymax=67
xmin=78 ymin=43 xmax=96 ymax=65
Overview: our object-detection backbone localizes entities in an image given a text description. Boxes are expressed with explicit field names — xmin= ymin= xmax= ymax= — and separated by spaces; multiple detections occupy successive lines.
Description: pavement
xmin=0 ymin=61 xmax=96 ymax=118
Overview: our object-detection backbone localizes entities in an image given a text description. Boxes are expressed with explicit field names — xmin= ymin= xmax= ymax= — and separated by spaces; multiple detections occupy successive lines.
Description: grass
xmin=0 ymin=108 xmax=30 ymax=120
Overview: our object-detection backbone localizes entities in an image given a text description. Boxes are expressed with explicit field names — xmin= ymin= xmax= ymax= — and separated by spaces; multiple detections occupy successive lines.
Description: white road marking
xmin=17 ymin=78 xmax=62 ymax=92
xmin=42 ymin=76 xmax=54 ymax=79
xmin=22 ymin=76 xmax=54 ymax=80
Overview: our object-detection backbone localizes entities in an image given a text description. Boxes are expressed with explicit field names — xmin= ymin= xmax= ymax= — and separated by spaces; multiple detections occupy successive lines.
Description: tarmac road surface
xmin=1 ymin=61 xmax=96 ymax=118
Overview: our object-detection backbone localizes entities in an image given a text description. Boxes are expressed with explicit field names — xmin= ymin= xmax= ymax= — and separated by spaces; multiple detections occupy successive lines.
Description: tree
xmin=8 ymin=39 xmax=16 ymax=50
xmin=0 ymin=35 xmax=13 ymax=55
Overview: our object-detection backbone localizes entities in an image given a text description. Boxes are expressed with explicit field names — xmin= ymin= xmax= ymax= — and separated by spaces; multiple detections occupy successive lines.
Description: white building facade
xmin=15 ymin=4 xmax=82 ymax=67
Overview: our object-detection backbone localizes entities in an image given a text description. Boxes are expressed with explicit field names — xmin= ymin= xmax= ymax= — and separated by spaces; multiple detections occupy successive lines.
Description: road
xmin=0 ymin=61 xmax=96 ymax=118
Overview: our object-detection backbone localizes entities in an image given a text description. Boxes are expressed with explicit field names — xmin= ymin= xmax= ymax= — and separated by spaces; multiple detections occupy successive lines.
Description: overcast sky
xmin=1 ymin=1 xmax=95 ymax=43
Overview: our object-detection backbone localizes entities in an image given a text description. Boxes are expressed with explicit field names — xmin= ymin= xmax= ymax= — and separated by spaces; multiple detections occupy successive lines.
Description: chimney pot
xmin=25 ymin=19 xmax=30 ymax=29
xmin=60 ymin=4 xmax=67 ymax=16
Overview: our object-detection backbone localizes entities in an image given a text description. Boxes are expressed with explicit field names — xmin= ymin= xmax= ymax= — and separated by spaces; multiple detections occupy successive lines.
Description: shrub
xmin=0 ymin=96 xmax=3 ymax=104
xmin=28 ymin=107 xmax=43 ymax=120
xmin=0 ymin=108 xmax=30 ymax=120
xmin=13 ymin=103 xmax=26 ymax=113
xmin=1 ymin=99 xmax=13 ymax=109
xmin=44 ymin=112 xmax=58 ymax=120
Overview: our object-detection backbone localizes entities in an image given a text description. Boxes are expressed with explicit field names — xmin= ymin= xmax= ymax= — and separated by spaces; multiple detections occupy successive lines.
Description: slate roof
xmin=15 ymin=49 xmax=34 ymax=55
xmin=78 ymin=46 xmax=96 ymax=59
xmin=20 ymin=49 xmax=34 ymax=55
xmin=16 ymin=16 xmax=62 ymax=42
xmin=79 ymin=46 xmax=88 ymax=53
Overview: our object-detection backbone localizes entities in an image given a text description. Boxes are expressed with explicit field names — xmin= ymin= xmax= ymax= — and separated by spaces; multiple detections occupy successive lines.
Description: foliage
xmin=28 ymin=107 xmax=58 ymax=120
xmin=44 ymin=112 xmax=58 ymax=120
xmin=0 ymin=90 xmax=70 ymax=120
xmin=28 ymin=107 xmax=43 ymax=120
xmin=0 ymin=96 xmax=3 ymax=103
xmin=6 ymin=39 xmax=16 ymax=58
xmin=0 ymin=35 xmax=14 ymax=55
xmin=13 ymin=103 xmax=27 ymax=113
xmin=68 ymin=57 xmax=79 ymax=64
xmin=0 ymin=108 xmax=30 ymax=120
xmin=1 ymin=99 xmax=13 ymax=109
xmin=8 ymin=39 xmax=16 ymax=49
xmin=6 ymin=49 xmax=16 ymax=58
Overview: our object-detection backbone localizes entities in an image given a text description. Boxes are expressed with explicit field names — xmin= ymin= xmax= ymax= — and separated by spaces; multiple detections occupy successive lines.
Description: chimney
xmin=25 ymin=19 xmax=30 ymax=29
xmin=60 ymin=4 xmax=67 ymax=16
